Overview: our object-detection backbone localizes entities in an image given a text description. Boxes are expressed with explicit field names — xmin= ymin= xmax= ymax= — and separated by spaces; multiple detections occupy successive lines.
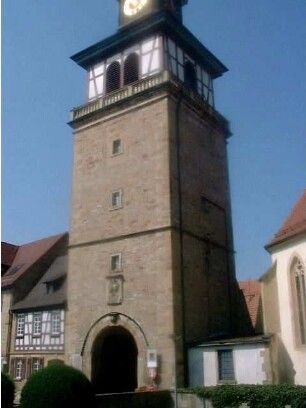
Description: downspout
xmin=174 ymin=88 xmax=188 ymax=387
xmin=224 ymin=141 xmax=234 ymax=335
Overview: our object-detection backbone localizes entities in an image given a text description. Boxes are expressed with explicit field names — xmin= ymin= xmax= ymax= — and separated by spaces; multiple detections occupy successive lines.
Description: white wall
xmin=189 ymin=343 xmax=269 ymax=387
xmin=270 ymin=236 xmax=306 ymax=385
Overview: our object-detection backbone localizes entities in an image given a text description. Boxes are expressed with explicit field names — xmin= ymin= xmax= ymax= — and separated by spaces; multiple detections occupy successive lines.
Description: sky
xmin=2 ymin=0 xmax=306 ymax=281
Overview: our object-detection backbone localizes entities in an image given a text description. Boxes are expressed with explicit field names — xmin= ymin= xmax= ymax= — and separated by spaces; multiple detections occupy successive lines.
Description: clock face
xmin=123 ymin=0 xmax=148 ymax=16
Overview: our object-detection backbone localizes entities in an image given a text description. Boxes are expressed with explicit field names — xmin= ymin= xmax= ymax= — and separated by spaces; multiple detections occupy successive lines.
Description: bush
xmin=182 ymin=384 xmax=306 ymax=408
xmin=20 ymin=364 xmax=96 ymax=408
xmin=1 ymin=371 xmax=15 ymax=408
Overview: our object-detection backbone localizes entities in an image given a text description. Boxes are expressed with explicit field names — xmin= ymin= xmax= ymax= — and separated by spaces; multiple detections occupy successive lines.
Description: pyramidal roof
xmin=267 ymin=189 xmax=306 ymax=249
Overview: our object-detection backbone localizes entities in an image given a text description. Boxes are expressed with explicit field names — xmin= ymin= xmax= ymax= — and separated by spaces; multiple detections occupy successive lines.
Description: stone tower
xmin=66 ymin=0 xmax=236 ymax=392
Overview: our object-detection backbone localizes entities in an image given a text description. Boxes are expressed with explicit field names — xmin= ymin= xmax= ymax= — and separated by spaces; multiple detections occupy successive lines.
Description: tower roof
xmin=266 ymin=189 xmax=306 ymax=250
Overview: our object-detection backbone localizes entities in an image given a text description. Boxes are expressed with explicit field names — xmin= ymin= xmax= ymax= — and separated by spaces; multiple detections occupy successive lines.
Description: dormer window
xmin=46 ymin=282 xmax=55 ymax=294
xmin=45 ymin=276 xmax=65 ymax=295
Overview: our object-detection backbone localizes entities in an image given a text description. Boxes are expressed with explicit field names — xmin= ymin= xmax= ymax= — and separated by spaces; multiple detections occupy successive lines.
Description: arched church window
xmin=124 ymin=53 xmax=139 ymax=86
xmin=291 ymin=257 xmax=306 ymax=345
xmin=184 ymin=61 xmax=197 ymax=92
xmin=106 ymin=61 xmax=121 ymax=94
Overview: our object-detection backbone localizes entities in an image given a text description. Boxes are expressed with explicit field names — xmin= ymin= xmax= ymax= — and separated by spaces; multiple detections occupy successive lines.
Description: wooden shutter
xmin=40 ymin=358 xmax=44 ymax=369
xmin=26 ymin=358 xmax=32 ymax=378
xmin=9 ymin=358 xmax=16 ymax=378
xmin=21 ymin=358 xmax=26 ymax=380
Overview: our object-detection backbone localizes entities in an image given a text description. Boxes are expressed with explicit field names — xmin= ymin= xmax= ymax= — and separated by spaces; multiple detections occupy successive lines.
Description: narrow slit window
xmin=110 ymin=254 xmax=122 ymax=273
xmin=112 ymin=139 xmax=122 ymax=155
xmin=292 ymin=259 xmax=306 ymax=345
xmin=111 ymin=190 xmax=122 ymax=209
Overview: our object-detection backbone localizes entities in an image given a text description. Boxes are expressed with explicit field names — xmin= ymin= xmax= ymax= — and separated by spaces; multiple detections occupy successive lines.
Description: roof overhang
xmin=188 ymin=335 xmax=272 ymax=348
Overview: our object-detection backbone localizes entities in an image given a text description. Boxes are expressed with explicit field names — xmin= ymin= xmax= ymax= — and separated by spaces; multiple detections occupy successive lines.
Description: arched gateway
xmin=91 ymin=326 xmax=138 ymax=394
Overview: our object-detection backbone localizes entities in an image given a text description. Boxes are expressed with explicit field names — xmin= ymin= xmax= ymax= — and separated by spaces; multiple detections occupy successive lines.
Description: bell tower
xmin=66 ymin=0 xmax=236 ymax=391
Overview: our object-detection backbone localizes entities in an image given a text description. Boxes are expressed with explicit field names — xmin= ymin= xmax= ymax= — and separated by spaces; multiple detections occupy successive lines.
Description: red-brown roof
xmin=1 ymin=233 xmax=67 ymax=289
xmin=267 ymin=189 xmax=306 ymax=249
xmin=239 ymin=280 xmax=262 ymax=333
xmin=1 ymin=242 xmax=19 ymax=267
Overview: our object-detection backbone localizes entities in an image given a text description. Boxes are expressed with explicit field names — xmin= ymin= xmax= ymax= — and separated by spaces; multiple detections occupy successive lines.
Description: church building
xmin=65 ymin=0 xmax=238 ymax=392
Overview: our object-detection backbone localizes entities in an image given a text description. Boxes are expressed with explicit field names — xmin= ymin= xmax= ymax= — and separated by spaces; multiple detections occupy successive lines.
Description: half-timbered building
xmin=1 ymin=233 xmax=68 ymax=400
xmin=9 ymin=255 xmax=67 ymax=383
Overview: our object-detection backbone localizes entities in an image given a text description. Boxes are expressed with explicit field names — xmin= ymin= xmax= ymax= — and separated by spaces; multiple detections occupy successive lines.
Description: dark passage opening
xmin=92 ymin=326 xmax=138 ymax=394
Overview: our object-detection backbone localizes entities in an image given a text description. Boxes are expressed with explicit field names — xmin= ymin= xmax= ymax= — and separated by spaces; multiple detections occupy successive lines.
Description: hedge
xmin=182 ymin=384 xmax=306 ymax=408
xmin=1 ymin=371 xmax=15 ymax=408
xmin=20 ymin=364 xmax=96 ymax=408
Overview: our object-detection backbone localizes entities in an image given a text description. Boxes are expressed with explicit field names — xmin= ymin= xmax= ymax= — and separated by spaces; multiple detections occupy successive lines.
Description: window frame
xmin=33 ymin=313 xmax=42 ymax=337
xmin=32 ymin=357 xmax=43 ymax=373
xmin=290 ymin=257 xmax=306 ymax=346
xmin=217 ymin=349 xmax=235 ymax=383
xmin=51 ymin=311 xmax=61 ymax=336
xmin=16 ymin=314 xmax=25 ymax=338
xmin=15 ymin=358 xmax=25 ymax=380
xmin=112 ymin=139 xmax=122 ymax=156
xmin=111 ymin=190 xmax=123 ymax=210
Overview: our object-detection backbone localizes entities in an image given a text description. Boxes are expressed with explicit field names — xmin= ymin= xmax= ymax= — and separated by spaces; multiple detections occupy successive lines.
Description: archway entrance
xmin=91 ymin=326 xmax=138 ymax=394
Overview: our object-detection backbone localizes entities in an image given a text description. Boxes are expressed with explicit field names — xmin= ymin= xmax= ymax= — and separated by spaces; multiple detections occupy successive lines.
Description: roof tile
xmin=267 ymin=190 xmax=306 ymax=248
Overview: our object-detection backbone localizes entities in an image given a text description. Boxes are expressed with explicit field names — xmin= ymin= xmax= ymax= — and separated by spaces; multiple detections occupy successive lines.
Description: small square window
xmin=111 ymin=190 xmax=122 ymax=209
xmin=110 ymin=253 xmax=122 ymax=273
xmin=112 ymin=139 xmax=122 ymax=155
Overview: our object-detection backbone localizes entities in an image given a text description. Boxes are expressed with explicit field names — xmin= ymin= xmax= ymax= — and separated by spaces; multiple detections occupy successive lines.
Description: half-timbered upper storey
xmin=69 ymin=9 xmax=228 ymax=128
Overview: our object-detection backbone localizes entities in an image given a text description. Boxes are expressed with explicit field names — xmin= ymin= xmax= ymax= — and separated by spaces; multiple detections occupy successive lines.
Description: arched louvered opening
xmin=124 ymin=53 xmax=140 ymax=86
xmin=106 ymin=61 xmax=121 ymax=94
xmin=184 ymin=61 xmax=197 ymax=92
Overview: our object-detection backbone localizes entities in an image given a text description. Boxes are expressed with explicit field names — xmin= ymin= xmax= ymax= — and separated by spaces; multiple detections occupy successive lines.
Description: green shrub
xmin=181 ymin=384 xmax=306 ymax=408
xmin=1 ymin=371 xmax=15 ymax=408
xmin=20 ymin=364 xmax=96 ymax=408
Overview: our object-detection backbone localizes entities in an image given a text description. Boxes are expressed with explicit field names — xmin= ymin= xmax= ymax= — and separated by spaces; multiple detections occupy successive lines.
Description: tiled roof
xmin=11 ymin=256 xmax=67 ymax=311
xmin=267 ymin=189 xmax=306 ymax=249
xmin=1 ymin=233 xmax=67 ymax=289
xmin=1 ymin=242 xmax=19 ymax=268
xmin=239 ymin=280 xmax=262 ymax=334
